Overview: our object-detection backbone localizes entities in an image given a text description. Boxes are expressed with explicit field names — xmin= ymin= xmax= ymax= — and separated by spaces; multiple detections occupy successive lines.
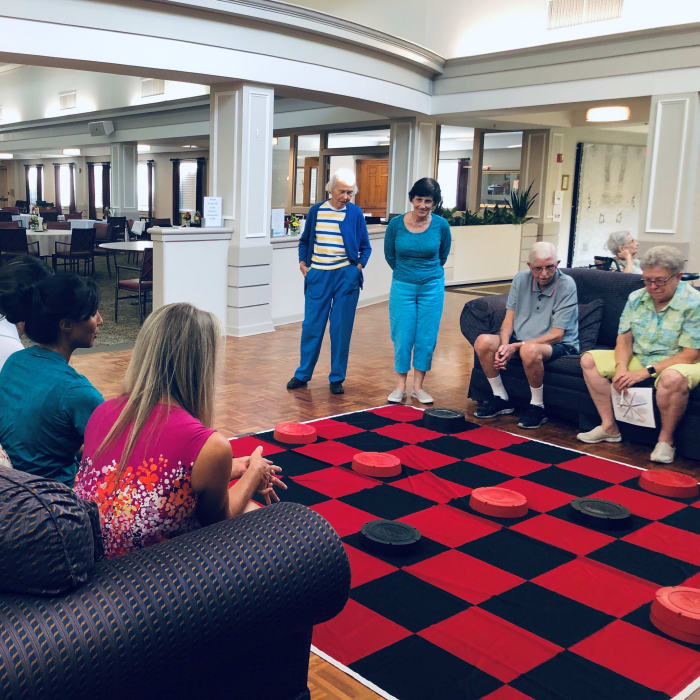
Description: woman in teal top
xmin=0 ymin=274 xmax=104 ymax=485
xmin=384 ymin=177 xmax=451 ymax=404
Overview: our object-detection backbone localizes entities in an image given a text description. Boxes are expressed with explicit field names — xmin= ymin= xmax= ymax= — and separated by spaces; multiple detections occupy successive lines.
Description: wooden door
xmin=355 ymin=159 xmax=388 ymax=218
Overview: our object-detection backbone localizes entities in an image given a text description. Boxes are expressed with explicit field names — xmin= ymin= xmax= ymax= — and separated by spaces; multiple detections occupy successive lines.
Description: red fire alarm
xmin=556 ymin=153 xmax=564 ymax=163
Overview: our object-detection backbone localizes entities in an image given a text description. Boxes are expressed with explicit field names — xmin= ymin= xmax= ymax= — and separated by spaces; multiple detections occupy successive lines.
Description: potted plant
xmin=192 ymin=210 xmax=201 ymax=226
xmin=103 ymin=206 xmax=113 ymax=219
xmin=288 ymin=214 xmax=300 ymax=235
xmin=181 ymin=211 xmax=192 ymax=227
xmin=29 ymin=215 xmax=40 ymax=231
xmin=503 ymin=181 xmax=538 ymax=223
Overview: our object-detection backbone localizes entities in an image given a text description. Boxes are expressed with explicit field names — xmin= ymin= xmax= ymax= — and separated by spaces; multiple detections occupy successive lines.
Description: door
xmin=355 ymin=159 xmax=388 ymax=218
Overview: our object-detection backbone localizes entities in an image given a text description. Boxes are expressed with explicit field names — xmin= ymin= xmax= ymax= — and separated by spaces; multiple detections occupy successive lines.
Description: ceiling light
xmin=62 ymin=148 xmax=81 ymax=156
xmin=586 ymin=106 xmax=631 ymax=122
xmin=137 ymin=144 xmax=151 ymax=153
xmin=0 ymin=153 xmax=13 ymax=159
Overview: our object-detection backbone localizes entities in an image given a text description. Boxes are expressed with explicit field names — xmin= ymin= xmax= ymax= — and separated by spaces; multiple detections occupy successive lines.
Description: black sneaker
xmin=330 ymin=381 xmax=344 ymax=395
xmin=286 ymin=376 xmax=307 ymax=390
xmin=518 ymin=404 xmax=548 ymax=429
xmin=474 ymin=396 xmax=514 ymax=418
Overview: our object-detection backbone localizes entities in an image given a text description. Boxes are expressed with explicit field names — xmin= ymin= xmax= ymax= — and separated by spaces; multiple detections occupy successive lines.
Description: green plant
xmin=504 ymin=181 xmax=538 ymax=223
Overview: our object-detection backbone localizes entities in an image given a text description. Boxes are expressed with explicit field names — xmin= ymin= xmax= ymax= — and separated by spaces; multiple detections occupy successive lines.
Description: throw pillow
xmin=0 ymin=467 xmax=99 ymax=595
xmin=578 ymin=299 xmax=605 ymax=352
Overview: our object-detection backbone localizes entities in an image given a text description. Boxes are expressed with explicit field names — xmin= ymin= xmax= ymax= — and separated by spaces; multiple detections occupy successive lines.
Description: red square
xmin=467 ymin=450 xmax=548 ymax=477
xmin=310 ymin=499 xmax=377 ymax=537
xmin=229 ymin=435 xmax=286 ymax=457
xmin=343 ymin=544 xmax=397 ymax=588
xmin=497 ymin=478 xmax=573 ymax=513
xmin=293 ymin=466 xmax=378 ymax=498
xmin=510 ymin=513 xmax=614 ymax=555
xmin=294 ymin=440 xmax=362 ymax=465
xmin=399 ymin=504 xmax=502 ymax=548
xmin=683 ymin=571 xmax=700 ymax=588
xmin=405 ymin=550 xmax=524 ymax=604
xmin=387 ymin=444 xmax=457 ymax=471
xmin=571 ymin=620 xmax=700 ymax=696
xmin=481 ymin=687 xmax=534 ymax=700
xmin=370 ymin=405 xmax=424 ymax=421
xmin=373 ymin=422 xmax=443 ymax=444
xmin=532 ymin=558 xmax=658 ymax=617
xmin=312 ymin=599 xmax=411 ymax=665
xmin=391 ymin=472 xmax=471 ymax=504
xmin=307 ymin=418 xmax=364 ymax=440
xmin=457 ymin=426 xmax=528 ymax=450
xmin=623 ymin=522 xmax=700 ymax=566
xmin=421 ymin=607 xmax=561 ymax=683
xmin=590 ymin=485 xmax=685 ymax=520
xmin=557 ymin=455 xmax=639 ymax=483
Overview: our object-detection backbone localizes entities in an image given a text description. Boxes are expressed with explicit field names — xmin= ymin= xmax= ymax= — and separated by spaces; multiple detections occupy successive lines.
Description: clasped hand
xmin=234 ymin=450 xmax=287 ymax=505
xmin=612 ymin=368 xmax=648 ymax=393
xmin=494 ymin=343 xmax=517 ymax=370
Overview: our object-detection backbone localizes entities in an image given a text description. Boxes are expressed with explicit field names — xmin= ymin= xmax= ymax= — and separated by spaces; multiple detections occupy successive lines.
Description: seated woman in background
xmin=75 ymin=303 xmax=283 ymax=558
xmin=0 ymin=256 xmax=52 ymax=371
xmin=0 ymin=274 xmax=103 ymax=485
xmin=607 ymin=230 xmax=641 ymax=274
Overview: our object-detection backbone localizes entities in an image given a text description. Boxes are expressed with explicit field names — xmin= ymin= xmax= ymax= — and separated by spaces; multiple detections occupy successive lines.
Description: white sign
xmin=611 ymin=386 xmax=656 ymax=429
xmin=271 ymin=208 xmax=285 ymax=237
xmin=203 ymin=196 xmax=222 ymax=227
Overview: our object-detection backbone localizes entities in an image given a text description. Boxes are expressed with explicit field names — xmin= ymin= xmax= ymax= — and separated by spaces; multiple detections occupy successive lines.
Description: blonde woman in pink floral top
xmin=75 ymin=303 xmax=283 ymax=558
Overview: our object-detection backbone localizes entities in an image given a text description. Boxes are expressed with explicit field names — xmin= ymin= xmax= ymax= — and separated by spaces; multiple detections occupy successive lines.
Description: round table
xmin=27 ymin=230 xmax=72 ymax=257
xmin=99 ymin=241 xmax=153 ymax=253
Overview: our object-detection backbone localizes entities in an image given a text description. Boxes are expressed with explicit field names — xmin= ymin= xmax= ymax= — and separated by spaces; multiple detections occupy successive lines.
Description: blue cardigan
xmin=298 ymin=201 xmax=372 ymax=269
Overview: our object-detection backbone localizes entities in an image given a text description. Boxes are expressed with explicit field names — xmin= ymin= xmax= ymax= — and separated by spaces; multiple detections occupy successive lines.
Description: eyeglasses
xmin=642 ymin=275 xmax=675 ymax=287
xmin=531 ymin=265 xmax=556 ymax=273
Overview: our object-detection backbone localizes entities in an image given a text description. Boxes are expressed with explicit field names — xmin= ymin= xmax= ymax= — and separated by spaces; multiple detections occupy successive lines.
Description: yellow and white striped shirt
xmin=310 ymin=202 xmax=349 ymax=270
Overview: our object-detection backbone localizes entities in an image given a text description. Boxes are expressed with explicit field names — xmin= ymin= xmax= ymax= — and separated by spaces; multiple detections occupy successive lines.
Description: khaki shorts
xmin=586 ymin=349 xmax=700 ymax=390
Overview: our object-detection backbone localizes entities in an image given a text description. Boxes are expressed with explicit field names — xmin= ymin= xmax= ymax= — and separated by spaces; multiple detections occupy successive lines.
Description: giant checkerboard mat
xmin=231 ymin=405 xmax=700 ymax=700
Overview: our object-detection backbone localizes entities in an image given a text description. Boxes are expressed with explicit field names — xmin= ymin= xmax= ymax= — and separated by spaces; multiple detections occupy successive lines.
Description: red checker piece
xmin=639 ymin=469 xmax=699 ymax=499
xmin=650 ymin=586 xmax=700 ymax=636
xmin=352 ymin=451 xmax=401 ymax=477
xmin=470 ymin=486 xmax=528 ymax=518
xmin=650 ymin=613 xmax=700 ymax=645
xmin=273 ymin=422 xmax=317 ymax=445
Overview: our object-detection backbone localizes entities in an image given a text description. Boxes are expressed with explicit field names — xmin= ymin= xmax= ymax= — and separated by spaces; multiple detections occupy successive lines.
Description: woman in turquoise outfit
xmin=384 ymin=177 xmax=451 ymax=404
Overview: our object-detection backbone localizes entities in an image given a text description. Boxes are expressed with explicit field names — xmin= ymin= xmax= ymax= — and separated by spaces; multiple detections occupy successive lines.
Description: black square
xmin=333 ymin=411 xmax=394 ymax=430
xmin=448 ymin=496 xmax=534 ymax=527
xmin=433 ymin=461 xmax=509 ymax=488
xmin=512 ymin=650 xmax=666 ymax=700
xmin=274 ymin=478 xmax=330 ymax=507
xmin=350 ymin=570 xmax=470 ymax=632
xmin=548 ymin=502 xmax=651 ymax=537
xmin=660 ymin=506 xmax=700 ymax=535
xmin=340 ymin=483 xmax=436 ymax=520
xmin=267 ymin=449 xmax=327 ymax=477
xmin=352 ymin=635 xmax=500 ymax=700
xmin=479 ymin=582 xmax=613 ymax=647
xmin=502 ymin=441 xmax=582 ymax=465
xmin=524 ymin=466 xmax=610 ymax=497
xmin=458 ymin=529 xmax=575 ymax=579
xmin=338 ymin=431 xmax=406 ymax=453
xmin=343 ymin=531 xmax=449 ymax=567
xmin=418 ymin=436 xmax=493 ymax=461
xmin=587 ymin=540 xmax=698 ymax=586
xmin=623 ymin=603 xmax=700 ymax=653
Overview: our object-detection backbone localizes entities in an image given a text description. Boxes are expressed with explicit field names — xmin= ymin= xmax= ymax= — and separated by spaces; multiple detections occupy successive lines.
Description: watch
xmin=646 ymin=365 xmax=657 ymax=377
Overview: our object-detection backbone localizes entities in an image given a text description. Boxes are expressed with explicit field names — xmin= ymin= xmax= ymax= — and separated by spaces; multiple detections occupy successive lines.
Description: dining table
xmin=26 ymin=230 xmax=72 ymax=258
xmin=98 ymin=241 xmax=153 ymax=253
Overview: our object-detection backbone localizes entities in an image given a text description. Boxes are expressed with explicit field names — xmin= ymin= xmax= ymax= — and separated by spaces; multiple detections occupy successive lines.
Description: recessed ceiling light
xmin=62 ymin=148 xmax=81 ymax=156
xmin=0 ymin=153 xmax=13 ymax=159
xmin=586 ymin=106 xmax=631 ymax=122
xmin=137 ymin=144 xmax=151 ymax=153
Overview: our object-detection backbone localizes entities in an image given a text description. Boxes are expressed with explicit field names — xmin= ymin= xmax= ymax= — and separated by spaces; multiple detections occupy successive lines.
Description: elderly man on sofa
xmin=473 ymin=241 xmax=579 ymax=429
xmin=578 ymin=245 xmax=700 ymax=464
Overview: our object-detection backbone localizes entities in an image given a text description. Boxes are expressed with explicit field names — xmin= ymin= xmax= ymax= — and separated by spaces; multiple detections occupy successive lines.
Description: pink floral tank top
xmin=75 ymin=397 xmax=215 ymax=558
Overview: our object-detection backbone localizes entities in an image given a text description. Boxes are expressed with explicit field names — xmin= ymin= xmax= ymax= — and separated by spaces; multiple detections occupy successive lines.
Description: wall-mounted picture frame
xmin=561 ymin=174 xmax=570 ymax=190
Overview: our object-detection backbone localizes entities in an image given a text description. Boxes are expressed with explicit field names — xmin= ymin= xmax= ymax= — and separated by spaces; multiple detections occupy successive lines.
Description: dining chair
xmin=65 ymin=212 xmax=84 ymax=220
xmin=0 ymin=228 xmax=39 ymax=264
xmin=0 ymin=212 xmax=15 ymax=222
xmin=114 ymin=247 xmax=153 ymax=323
xmin=53 ymin=227 xmax=96 ymax=275
xmin=46 ymin=221 xmax=71 ymax=230
xmin=0 ymin=222 xmax=20 ymax=229
xmin=93 ymin=222 xmax=115 ymax=277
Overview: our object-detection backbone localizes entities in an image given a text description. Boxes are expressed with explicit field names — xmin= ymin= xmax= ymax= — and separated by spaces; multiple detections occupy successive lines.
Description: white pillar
xmin=110 ymin=142 xmax=138 ymax=223
xmin=639 ymin=93 xmax=700 ymax=271
xmin=388 ymin=117 xmax=439 ymax=216
xmin=209 ymin=83 xmax=275 ymax=336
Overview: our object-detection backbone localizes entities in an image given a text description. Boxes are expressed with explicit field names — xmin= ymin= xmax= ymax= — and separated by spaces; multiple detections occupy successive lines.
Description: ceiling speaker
xmin=88 ymin=120 xmax=115 ymax=137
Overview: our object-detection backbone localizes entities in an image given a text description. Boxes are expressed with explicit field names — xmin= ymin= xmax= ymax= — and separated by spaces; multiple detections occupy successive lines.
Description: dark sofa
xmin=0 ymin=499 xmax=349 ymax=700
xmin=460 ymin=267 xmax=700 ymax=459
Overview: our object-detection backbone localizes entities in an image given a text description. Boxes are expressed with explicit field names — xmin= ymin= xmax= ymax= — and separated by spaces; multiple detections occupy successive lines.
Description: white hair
xmin=607 ymin=231 xmax=632 ymax=256
xmin=528 ymin=241 xmax=557 ymax=263
xmin=326 ymin=168 xmax=358 ymax=194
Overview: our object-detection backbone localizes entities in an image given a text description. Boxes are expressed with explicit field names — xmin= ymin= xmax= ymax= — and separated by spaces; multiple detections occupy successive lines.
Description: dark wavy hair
xmin=0 ymin=273 xmax=99 ymax=344
xmin=0 ymin=257 xmax=52 ymax=319
xmin=408 ymin=177 xmax=442 ymax=210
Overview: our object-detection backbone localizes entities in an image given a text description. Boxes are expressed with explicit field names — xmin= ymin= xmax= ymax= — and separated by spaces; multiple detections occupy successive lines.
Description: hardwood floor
xmin=72 ymin=291 xmax=699 ymax=699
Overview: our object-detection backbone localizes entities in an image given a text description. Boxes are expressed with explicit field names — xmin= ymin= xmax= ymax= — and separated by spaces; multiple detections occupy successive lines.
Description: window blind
xmin=179 ymin=161 xmax=197 ymax=212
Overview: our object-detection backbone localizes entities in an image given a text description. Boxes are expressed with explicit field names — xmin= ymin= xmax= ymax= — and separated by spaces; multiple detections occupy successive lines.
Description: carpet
xmin=446 ymin=282 xmax=512 ymax=297
xmin=230 ymin=407 xmax=700 ymax=700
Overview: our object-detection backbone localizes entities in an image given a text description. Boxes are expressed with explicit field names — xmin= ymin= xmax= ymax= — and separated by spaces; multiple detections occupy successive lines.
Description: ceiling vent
xmin=547 ymin=0 xmax=623 ymax=29
xmin=141 ymin=78 xmax=165 ymax=98
xmin=59 ymin=90 xmax=77 ymax=110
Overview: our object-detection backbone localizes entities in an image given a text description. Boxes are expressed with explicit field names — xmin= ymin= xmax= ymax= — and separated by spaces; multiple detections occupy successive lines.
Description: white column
xmin=387 ymin=117 xmax=439 ymax=215
xmin=639 ymin=93 xmax=700 ymax=271
xmin=210 ymin=83 xmax=275 ymax=336
xmin=109 ymin=142 xmax=138 ymax=224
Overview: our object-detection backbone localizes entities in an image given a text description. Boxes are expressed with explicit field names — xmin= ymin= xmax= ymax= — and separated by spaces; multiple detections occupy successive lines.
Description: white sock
xmin=488 ymin=375 xmax=509 ymax=401
xmin=530 ymin=385 xmax=544 ymax=407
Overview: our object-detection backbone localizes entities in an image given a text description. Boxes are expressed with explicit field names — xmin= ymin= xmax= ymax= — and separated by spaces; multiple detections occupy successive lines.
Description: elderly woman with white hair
xmin=578 ymin=245 xmax=700 ymax=463
xmin=287 ymin=168 xmax=371 ymax=395
xmin=607 ymin=230 xmax=641 ymax=273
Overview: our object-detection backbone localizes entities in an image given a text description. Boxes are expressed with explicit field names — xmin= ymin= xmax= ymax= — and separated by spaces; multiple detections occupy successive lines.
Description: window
xmin=59 ymin=164 xmax=74 ymax=208
xmin=179 ymin=161 xmax=197 ymax=212
xmin=93 ymin=164 xmax=103 ymax=209
xmin=295 ymin=134 xmax=320 ymax=207
xmin=271 ymin=136 xmax=291 ymax=209
xmin=28 ymin=166 xmax=38 ymax=204
xmin=137 ymin=162 xmax=149 ymax=211
xmin=437 ymin=160 xmax=459 ymax=209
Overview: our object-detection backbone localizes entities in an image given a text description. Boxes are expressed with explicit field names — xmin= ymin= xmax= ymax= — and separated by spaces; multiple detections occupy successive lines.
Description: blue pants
xmin=295 ymin=265 xmax=361 ymax=383
xmin=389 ymin=276 xmax=444 ymax=374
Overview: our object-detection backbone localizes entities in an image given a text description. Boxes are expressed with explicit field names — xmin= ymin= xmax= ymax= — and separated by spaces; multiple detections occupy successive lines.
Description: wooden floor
xmin=72 ymin=291 xmax=699 ymax=699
